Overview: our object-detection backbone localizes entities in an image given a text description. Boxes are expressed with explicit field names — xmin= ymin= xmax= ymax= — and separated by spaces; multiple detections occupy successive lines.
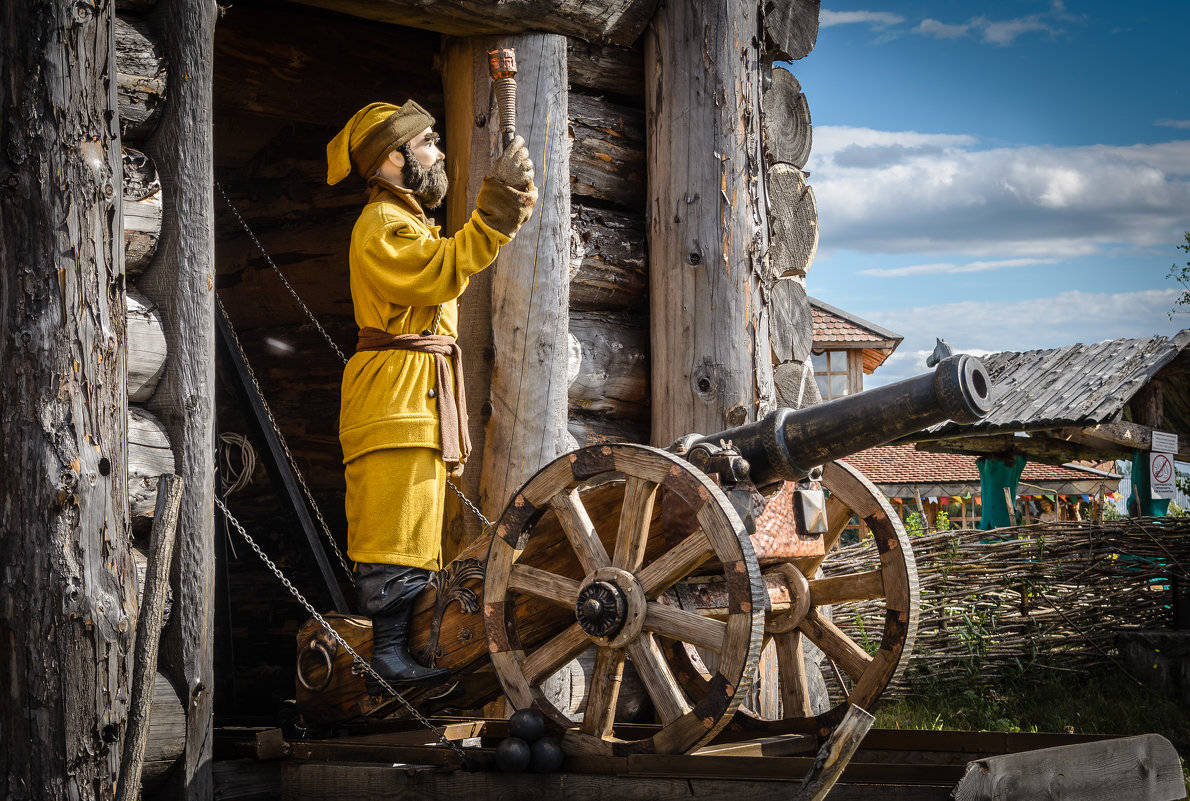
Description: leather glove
xmin=487 ymin=135 xmax=535 ymax=190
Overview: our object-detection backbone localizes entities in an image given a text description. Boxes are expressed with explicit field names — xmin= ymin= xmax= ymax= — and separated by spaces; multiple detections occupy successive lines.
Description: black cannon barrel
xmin=692 ymin=354 xmax=993 ymax=488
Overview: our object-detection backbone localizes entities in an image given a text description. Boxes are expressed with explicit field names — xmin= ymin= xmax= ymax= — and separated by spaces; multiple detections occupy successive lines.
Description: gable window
xmin=812 ymin=350 xmax=849 ymax=400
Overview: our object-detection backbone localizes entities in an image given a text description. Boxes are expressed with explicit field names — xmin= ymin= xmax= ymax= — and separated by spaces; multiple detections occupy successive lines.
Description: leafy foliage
xmin=1167 ymin=230 xmax=1190 ymax=319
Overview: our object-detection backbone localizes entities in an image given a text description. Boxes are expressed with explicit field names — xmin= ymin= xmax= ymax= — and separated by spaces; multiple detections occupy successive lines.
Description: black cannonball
xmin=508 ymin=707 xmax=546 ymax=743
xmin=530 ymin=736 xmax=565 ymax=773
xmin=495 ymin=736 xmax=532 ymax=773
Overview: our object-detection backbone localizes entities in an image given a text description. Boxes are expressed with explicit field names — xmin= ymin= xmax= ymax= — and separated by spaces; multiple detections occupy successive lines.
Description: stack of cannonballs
xmin=494 ymin=709 xmax=565 ymax=774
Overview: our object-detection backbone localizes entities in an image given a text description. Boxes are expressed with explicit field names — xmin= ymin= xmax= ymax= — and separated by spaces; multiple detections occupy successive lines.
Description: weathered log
xmin=132 ymin=544 xmax=174 ymax=628
xmin=567 ymin=40 xmax=645 ymax=104
xmin=570 ymin=203 xmax=648 ymax=310
xmin=128 ymin=288 xmax=168 ymax=402
xmin=762 ymin=67 xmax=812 ymax=169
xmin=769 ymin=277 xmax=813 ymax=364
xmin=116 ymin=15 xmax=167 ymax=141
xmin=478 ymin=34 xmax=573 ymax=519
xmin=129 ymin=408 xmax=177 ymax=519
xmin=568 ymin=311 xmax=648 ymax=420
xmin=123 ymin=147 xmax=162 ymax=275
xmin=117 ymin=474 xmax=183 ymax=801
xmin=767 ymin=163 xmax=819 ymax=280
xmin=774 ymin=359 xmax=821 ymax=410
xmin=138 ymin=4 xmax=219 ymax=795
xmin=647 ymin=0 xmax=774 ymax=443
xmin=567 ymin=413 xmax=649 ymax=447
xmin=289 ymin=0 xmax=657 ymax=47
xmin=569 ymin=92 xmax=646 ymax=208
xmin=141 ymin=673 xmax=186 ymax=794
xmin=764 ymin=0 xmax=821 ymax=61
xmin=0 ymin=1 xmax=133 ymax=795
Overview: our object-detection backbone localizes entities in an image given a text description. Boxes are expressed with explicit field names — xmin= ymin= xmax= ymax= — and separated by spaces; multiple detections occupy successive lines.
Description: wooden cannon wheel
xmin=668 ymin=459 xmax=919 ymax=736
xmin=484 ymin=444 xmax=766 ymax=756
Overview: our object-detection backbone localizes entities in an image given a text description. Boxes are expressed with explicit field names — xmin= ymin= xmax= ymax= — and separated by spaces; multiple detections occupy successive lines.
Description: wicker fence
xmin=827 ymin=517 xmax=1190 ymax=693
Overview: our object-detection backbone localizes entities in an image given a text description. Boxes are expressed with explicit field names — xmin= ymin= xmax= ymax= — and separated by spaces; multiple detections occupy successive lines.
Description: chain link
xmin=216 ymin=497 xmax=472 ymax=766
xmin=216 ymin=181 xmax=350 ymax=367
xmin=216 ymin=297 xmax=355 ymax=583
xmin=447 ymin=479 xmax=493 ymax=531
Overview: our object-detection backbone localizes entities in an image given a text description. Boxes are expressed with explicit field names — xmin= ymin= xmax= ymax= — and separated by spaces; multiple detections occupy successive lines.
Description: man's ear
xmin=387 ymin=149 xmax=405 ymax=169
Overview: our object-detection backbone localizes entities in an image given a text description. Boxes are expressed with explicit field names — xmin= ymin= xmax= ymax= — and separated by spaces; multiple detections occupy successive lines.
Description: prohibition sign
xmin=1152 ymin=453 xmax=1173 ymax=484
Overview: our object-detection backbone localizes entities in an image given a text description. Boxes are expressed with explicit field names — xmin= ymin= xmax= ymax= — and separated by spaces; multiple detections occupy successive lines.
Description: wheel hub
xmin=575 ymin=580 xmax=627 ymax=638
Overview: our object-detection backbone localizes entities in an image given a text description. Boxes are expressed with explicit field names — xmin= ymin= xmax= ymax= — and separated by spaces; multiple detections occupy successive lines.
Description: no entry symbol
xmin=1152 ymin=453 xmax=1173 ymax=484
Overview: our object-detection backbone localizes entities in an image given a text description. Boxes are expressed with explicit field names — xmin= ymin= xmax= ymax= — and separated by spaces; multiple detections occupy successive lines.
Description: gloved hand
xmin=477 ymin=136 xmax=538 ymax=237
xmin=486 ymin=135 xmax=535 ymax=190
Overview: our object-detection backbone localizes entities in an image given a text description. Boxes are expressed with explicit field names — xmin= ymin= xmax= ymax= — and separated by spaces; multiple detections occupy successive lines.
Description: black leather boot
xmin=366 ymin=605 xmax=451 ymax=694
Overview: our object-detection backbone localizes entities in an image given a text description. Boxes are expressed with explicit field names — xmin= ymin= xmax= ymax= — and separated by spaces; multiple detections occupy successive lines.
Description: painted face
xmin=400 ymin=128 xmax=449 ymax=209
xmin=406 ymin=126 xmax=444 ymax=170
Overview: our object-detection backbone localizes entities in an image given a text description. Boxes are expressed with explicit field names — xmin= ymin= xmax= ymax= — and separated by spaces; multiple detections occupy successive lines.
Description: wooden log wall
xmin=566 ymin=41 xmax=651 ymax=448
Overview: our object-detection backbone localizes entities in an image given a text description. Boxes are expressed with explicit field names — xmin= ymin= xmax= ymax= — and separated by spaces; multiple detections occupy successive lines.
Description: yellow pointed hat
xmin=326 ymin=100 xmax=435 ymax=185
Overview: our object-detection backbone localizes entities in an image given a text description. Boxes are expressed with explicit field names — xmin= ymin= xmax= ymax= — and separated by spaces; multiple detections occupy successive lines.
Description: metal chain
xmin=216 ymin=180 xmax=350 ymax=366
xmin=216 ymin=496 xmax=472 ymax=766
xmin=216 ymin=297 xmax=355 ymax=583
xmin=217 ymin=180 xmax=492 ymax=530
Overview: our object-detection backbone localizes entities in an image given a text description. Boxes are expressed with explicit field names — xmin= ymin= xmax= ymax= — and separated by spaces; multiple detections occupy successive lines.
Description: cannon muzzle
xmin=691 ymin=354 xmax=993 ymax=488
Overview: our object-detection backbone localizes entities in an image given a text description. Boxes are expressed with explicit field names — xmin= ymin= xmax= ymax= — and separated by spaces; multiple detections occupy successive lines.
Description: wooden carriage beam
xmin=291 ymin=0 xmax=657 ymax=47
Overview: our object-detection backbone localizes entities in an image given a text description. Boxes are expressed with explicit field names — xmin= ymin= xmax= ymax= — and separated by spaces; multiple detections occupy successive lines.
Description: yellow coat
xmin=341 ymin=179 xmax=510 ymax=568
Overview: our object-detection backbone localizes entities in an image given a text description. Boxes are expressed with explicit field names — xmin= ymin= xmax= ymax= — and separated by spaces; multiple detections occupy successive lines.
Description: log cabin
xmin=0 ymin=0 xmax=824 ymax=797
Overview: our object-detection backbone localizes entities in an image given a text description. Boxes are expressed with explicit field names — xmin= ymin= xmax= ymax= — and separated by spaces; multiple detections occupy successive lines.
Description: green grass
xmin=875 ymin=665 xmax=1190 ymax=791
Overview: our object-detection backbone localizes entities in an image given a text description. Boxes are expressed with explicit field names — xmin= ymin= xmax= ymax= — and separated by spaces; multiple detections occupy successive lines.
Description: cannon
xmin=295 ymin=355 xmax=993 ymax=756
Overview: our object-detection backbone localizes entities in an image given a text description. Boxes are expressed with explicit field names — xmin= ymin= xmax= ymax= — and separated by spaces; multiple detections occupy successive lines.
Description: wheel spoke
xmin=807 ymin=569 xmax=885 ymax=606
xmin=626 ymin=632 xmax=692 ymax=724
xmin=637 ymin=528 xmax=713 ymax=598
xmin=523 ymin=623 xmax=591 ymax=685
xmin=549 ymin=488 xmax=610 ymax=575
xmin=644 ymin=602 xmax=725 ymax=652
xmin=612 ymin=475 xmax=659 ymax=573
xmin=580 ymin=646 xmax=626 ymax=738
xmin=797 ymin=608 xmax=872 ymax=681
xmin=774 ymin=630 xmax=813 ymax=718
xmin=508 ymin=563 xmax=581 ymax=608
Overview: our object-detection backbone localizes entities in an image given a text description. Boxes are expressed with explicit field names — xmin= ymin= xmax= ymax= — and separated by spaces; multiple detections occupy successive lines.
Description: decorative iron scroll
xmin=414 ymin=557 xmax=485 ymax=666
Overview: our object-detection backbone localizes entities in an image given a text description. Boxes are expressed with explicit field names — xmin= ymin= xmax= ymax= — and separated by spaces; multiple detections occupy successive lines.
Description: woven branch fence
xmin=826 ymin=517 xmax=1190 ymax=694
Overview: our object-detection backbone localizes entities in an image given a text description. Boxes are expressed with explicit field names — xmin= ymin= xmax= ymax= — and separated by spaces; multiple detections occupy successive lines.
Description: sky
xmin=787 ymin=1 xmax=1190 ymax=385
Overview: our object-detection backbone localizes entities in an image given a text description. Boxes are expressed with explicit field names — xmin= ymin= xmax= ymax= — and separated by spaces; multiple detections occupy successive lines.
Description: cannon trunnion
xmin=295 ymin=357 xmax=994 ymax=756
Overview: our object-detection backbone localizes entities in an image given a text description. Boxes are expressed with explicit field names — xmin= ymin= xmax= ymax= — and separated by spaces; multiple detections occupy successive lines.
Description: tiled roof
xmin=843 ymin=443 xmax=1119 ymax=485
xmin=809 ymin=297 xmax=902 ymax=346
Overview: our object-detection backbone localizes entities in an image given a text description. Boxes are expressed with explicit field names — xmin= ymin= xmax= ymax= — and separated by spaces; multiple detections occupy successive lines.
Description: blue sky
xmin=788 ymin=1 xmax=1190 ymax=385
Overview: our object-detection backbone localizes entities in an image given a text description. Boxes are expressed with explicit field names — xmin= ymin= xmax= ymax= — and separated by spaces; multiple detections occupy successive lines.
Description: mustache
xmin=403 ymin=157 xmax=448 ymax=210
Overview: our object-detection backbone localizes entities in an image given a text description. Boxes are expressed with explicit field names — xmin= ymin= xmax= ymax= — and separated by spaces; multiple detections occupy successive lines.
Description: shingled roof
xmin=809 ymin=296 xmax=902 ymax=373
xmin=844 ymin=443 xmax=1120 ymax=498
xmin=927 ymin=332 xmax=1190 ymax=435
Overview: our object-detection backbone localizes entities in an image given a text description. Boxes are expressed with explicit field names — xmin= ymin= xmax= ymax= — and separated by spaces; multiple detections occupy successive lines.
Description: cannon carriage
xmin=296 ymin=355 xmax=993 ymax=756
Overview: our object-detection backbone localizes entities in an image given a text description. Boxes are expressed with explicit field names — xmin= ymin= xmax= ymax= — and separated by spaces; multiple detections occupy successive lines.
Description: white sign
xmin=1152 ymin=430 xmax=1179 ymax=454
xmin=1150 ymin=452 xmax=1176 ymax=500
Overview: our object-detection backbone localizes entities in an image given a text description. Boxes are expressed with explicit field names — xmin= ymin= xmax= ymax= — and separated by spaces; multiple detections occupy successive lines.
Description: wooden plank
xmin=580 ymin=646 xmax=626 ymax=738
xmin=775 ymin=630 xmax=813 ymax=717
xmin=508 ymin=563 xmax=580 ymax=607
xmin=637 ymin=529 xmax=713 ymax=597
xmin=625 ymin=633 xmax=691 ymax=724
xmin=478 ymin=33 xmax=574 ymax=519
xmin=613 ymin=476 xmax=660 ymax=571
xmin=550 ymin=489 xmax=612 ymax=574
xmin=952 ymin=733 xmax=1185 ymax=801
xmin=644 ymin=602 xmax=726 ymax=651
xmin=696 ymin=734 xmax=817 ymax=757
xmin=792 ymin=705 xmax=874 ymax=801
xmin=807 ymin=569 xmax=884 ymax=606
xmin=523 ymin=623 xmax=591 ymax=684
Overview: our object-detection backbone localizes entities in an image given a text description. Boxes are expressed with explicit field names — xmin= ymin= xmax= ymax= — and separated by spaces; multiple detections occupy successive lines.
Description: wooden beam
xmin=1058 ymin=420 xmax=1190 ymax=461
xmin=913 ymin=434 xmax=1100 ymax=466
xmin=289 ymin=0 xmax=658 ymax=47
xmin=138 ymin=1 xmax=219 ymax=797
xmin=647 ymin=0 xmax=774 ymax=444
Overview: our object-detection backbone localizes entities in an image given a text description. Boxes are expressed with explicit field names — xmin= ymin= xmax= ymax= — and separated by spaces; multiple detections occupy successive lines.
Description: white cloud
xmin=860 ymin=289 xmax=1185 ymax=386
xmin=857 ymin=257 xmax=1059 ymax=277
xmin=820 ymin=10 xmax=904 ymax=29
xmin=1157 ymin=119 xmax=1190 ymax=130
xmin=806 ymin=126 xmax=1190 ymax=259
xmin=974 ymin=14 xmax=1054 ymax=45
xmin=916 ymin=18 xmax=969 ymax=39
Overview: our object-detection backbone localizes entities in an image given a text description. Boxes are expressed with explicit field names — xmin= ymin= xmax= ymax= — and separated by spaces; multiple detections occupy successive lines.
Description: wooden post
xmin=117 ymin=474 xmax=183 ymax=801
xmin=483 ymin=32 xmax=572 ymax=515
xmin=646 ymin=0 xmax=774 ymax=445
xmin=0 ymin=0 xmax=133 ymax=797
xmin=137 ymin=1 xmax=219 ymax=797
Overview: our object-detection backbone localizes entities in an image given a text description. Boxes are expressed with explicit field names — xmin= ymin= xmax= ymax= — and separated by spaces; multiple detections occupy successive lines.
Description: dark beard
xmin=401 ymin=148 xmax=449 ymax=210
